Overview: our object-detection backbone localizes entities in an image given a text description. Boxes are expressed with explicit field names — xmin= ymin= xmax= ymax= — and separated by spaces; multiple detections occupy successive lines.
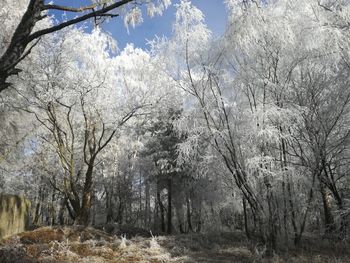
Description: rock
xmin=0 ymin=194 xmax=31 ymax=239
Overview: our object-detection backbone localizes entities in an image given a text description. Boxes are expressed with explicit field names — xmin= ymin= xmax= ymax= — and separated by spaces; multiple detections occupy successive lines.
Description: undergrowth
xmin=0 ymin=227 xmax=349 ymax=262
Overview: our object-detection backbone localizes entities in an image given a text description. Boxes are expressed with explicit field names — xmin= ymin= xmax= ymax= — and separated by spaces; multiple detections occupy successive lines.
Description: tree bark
xmin=145 ymin=178 xmax=151 ymax=228
xmin=167 ymin=178 xmax=172 ymax=234
xmin=186 ymin=195 xmax=193 ymax=233
xmin=157 ymin=182 xmax=166 ymax=232
xmin=242 ymin=196 xmax=250 ymax=239
xmin=75 ymin=160 xmax=95 ymax=225
xmin=0 ymin=0 xmax=44 ymax=92
xmin=105 ymin=185 xmax=114 ymax=223
xmin=33 ymin=189 xmax=42 ymax=226
xmin=58 ymin=197 xmax=67 ymax=225
xmin=49 ymin=192 xmax=56 ymax=226
xmin=320 ymin=182 xmax=335 ymax=234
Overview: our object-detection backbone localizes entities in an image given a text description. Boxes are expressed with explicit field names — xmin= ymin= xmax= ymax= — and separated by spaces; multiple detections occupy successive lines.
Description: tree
xmin=8 ymin=27 xmax=158 ymax=225
xmin=141 ymin=109 xmax=184 ymax=234
xmin=0 ymin=0 xmax=171 ymax=92
xmin=159 ymin=0 xmax=350 ymax=250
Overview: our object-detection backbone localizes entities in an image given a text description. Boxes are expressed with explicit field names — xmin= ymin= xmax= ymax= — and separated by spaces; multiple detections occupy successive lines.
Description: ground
xmin=0 ymin=227 xmax=349 ymax=262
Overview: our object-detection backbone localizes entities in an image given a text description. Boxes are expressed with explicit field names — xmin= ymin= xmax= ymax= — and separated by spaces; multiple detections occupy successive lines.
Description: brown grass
xmin=17 ymin=227 xmax=65 ymax=244
xmin=0 ymin=227 xmax=349 ymax=262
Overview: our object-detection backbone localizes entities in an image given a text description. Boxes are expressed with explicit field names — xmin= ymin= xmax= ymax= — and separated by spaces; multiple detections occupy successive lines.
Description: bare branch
xmin=28 ymin=0 xmax=133 ymax=43
xmin=43 ymin=1 xmax=113 ymax=13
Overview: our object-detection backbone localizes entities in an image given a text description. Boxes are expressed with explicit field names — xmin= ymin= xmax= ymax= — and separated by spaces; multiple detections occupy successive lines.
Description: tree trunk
xmin=58 ymin=197 xmax=67 ymax=225
xmin=167 ymin=178 xmax=172 ymax=234
xmin=243 ymin=196 xmax=250 ymax=239
xmin=175 ymin=194 xmax=184 ymax=234
xmin=105 ymin=185 xmax=114 ymax=223
xmin=0 ymin=0 xmax=45 ymax=92
xmin=33 ymin=187 xmax=44 ymax=225
xmin=49 ymin=192 xmax=56 ymax=226
xmin=177 ymin=205 xmax=184 ymax=234
xmin=138 ymin=170 xmax=142 ymax=227
xmin=320 ymin=182 xmax=335 ymax=234
xmin=324 ymin=164 xmax=347 ymax=238
xmin=157 ymin=182 xmax=166 ymax=232
xmin=145 ymin=178 xmax=151 ymax=228
xmin=33 ymin=200 xmax=41 ymax=226
xmin=195 ymin=204 xmax=202 ymax=233
xmin=186 ymin=195 xmax=193 ymax=233
xmin=287 ymin=175 xmax=298 ymax=245
xmin=75 ymin=161 xmax=95 ymax=225
xmin=116 ymin=200 xmax=124 ymax=224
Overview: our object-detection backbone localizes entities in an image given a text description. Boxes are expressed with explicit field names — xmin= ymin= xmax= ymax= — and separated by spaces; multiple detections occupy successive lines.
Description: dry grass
xmin=0 ymin=227 xmax=349 ymax=262
xmin=0 ymin=227 xmax=175 ymax=263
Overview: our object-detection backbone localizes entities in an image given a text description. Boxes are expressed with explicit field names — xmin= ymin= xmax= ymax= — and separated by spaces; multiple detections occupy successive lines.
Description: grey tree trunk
xmin=167 ymin=178 xmax=172 ymax=234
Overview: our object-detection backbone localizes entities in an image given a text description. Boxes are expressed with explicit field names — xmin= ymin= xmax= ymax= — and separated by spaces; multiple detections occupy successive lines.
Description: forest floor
xmin=0 ymin=226 xmax=349 ymax=263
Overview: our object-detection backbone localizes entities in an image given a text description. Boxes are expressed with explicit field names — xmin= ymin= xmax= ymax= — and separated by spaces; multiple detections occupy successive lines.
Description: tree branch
xmin=28 ymin=0 xmax=133 ymax=42
xmin=43 ymin=0 xmax=113 ymax=12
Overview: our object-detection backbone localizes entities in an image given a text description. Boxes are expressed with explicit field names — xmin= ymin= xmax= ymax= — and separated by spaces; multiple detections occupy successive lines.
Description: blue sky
xmin=49 ymin=0 xmax=227 ymax=50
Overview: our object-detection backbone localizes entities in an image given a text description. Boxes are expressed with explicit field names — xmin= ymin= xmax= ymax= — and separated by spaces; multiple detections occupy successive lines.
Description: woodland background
xmin=1 ymin=0 xmax=350 ymax=261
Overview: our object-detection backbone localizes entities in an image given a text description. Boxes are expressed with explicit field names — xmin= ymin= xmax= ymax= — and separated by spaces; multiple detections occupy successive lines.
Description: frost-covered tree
xmin=0 ymin=0 xmax=171 ymax=92
xmin=5 ymin=26 xmax=168 ymax=225
xmin=153 ymin=0 xmax=350 ymax=251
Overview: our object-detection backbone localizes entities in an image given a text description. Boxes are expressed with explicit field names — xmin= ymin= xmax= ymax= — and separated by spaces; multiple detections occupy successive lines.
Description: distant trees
xmin=290 ymin=57 xmax=350 ymax=236
xmin=141 ymin=109 xmax=184 ymax=234
xmin=152 ymin=0 xmax=350 ymax=252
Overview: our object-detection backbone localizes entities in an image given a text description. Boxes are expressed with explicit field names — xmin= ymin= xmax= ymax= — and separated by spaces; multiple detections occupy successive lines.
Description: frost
xmin=147 ymin=0 xmax=172 ymax=17
xmin=119 ymin=235 xmax=128 ymax=249
xmin=124 ymin=6 xmax=143 ymax=33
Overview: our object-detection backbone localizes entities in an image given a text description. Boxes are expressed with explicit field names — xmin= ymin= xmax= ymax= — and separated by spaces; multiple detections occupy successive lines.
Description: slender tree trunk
xmin=154 ymin=185 xmax=159 ymax=232
xmin=145 ymin=178 xmax=150 ymax=228
xmin=176 ymin=204 xmax=184 ymax=234
xmin=126 ymin=183 xmax=133 ymax=224
xmin=294 ymin=177 xmax=315 ymax=245
xmin=157 ymin=182 xmax=165 ymax=232
xmin=116 ymin=200 xmax=124 ymax=225
xmin=266 ymin=185 xmax=277 ymax=255
xmin=58 ymin=197 xmax=67 ymax=225
xmin=279 ymin=137 xmax=289 ymax=244
xmin=105 ymin=185 xmax=114 ymax=223
xmin=196 ymin=203 xmax=202 ymax=233
xmin=167 ymin=178 xmax=172 ymax=234
xmin=139 ymin=170 xmax=142 ymax=227
xmin=287 ymin=175 xmax=298 ymax=245
xmin=320 ymin=182 xmax=335 ymax=234
xmin=186 ymin=195 xmax=193 ymax=233
xmin=333 ymin=194 xmax=347 ymax=238
xmin=243 ymin=196 xmax=250 ymax=239
xmin=50 ymin=192 xmax=56 ymax=226
xmin=33 ymin=190 xmax=42 ymax=226
xmin=324 ymin=164 xmax=347 ymax=238
xmin=282 ymin=180 xmax=289 ymax=244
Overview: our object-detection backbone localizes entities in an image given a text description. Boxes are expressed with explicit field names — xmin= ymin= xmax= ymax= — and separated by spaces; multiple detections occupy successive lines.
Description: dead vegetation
xmin=0 ymin=227 xmax=349 ymax=263
xmin=0 ymin=226 xmax=174 ymax=263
